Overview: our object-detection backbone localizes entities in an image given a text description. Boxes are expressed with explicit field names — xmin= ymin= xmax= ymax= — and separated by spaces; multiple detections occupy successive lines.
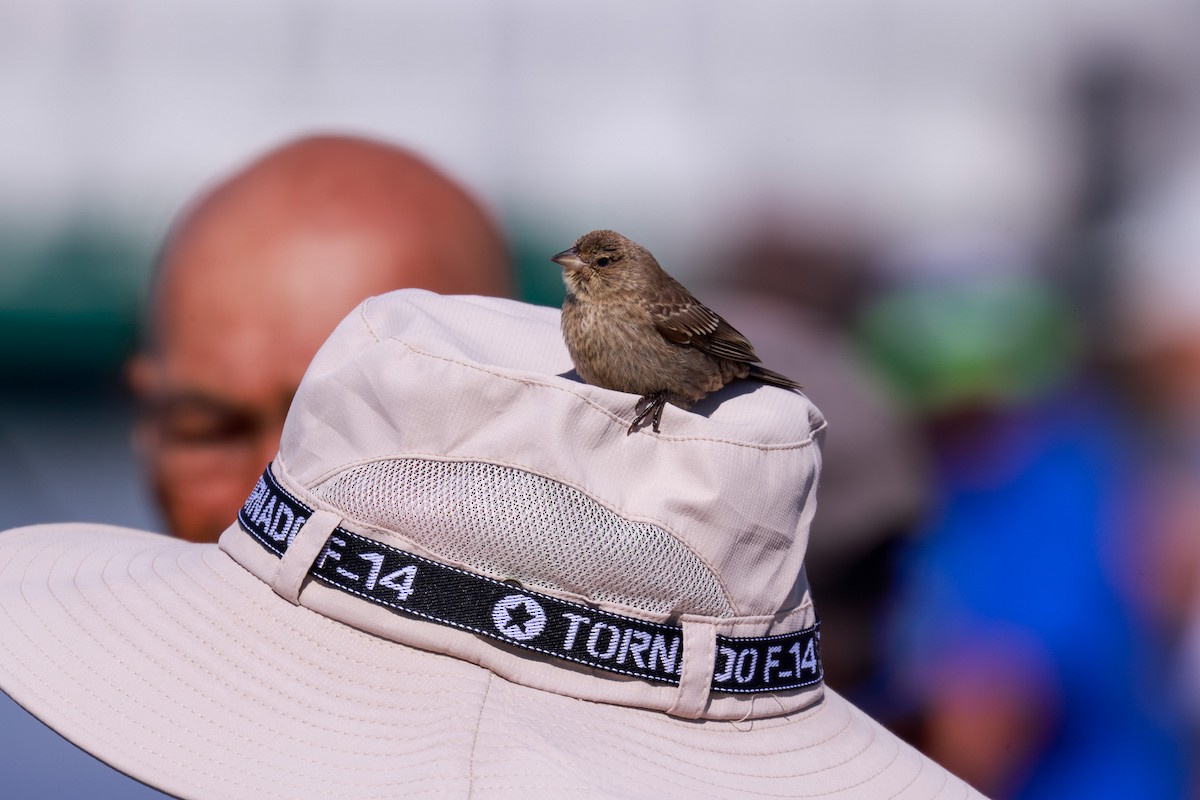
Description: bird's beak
xmin=551 ymin=247 xmax=588 ymax=272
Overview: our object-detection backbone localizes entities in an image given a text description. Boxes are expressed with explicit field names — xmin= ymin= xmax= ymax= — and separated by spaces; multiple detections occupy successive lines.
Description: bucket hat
xmin=0 ymin=290 xmax=982 ymax=798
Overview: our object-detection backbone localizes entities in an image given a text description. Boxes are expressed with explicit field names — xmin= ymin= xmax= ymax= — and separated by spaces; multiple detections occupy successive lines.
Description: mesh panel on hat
xmin=313 ymin=459 xmax=735 ymax=618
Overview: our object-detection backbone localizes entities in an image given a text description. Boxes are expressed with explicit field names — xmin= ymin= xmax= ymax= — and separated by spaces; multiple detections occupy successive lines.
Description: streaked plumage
xmin=551 ymin=229 xmax=801 ymax=433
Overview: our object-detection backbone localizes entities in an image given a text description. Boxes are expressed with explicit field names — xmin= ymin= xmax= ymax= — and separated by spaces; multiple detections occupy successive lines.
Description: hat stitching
xmin=497 ymin=693 xmax=864 ymax=794
xmin=0 ymin=572 xmax=190 ymax=781
xmin=639 ymin=718 xmax=893 ymax=795
xmin=616 ymin=695 xmax=852 ymax=759
xmin=118 ymin=547 xmax=477 ymax=757
xmin=358 ymin=296 xmax=384 ymax=343
xmin=899 ymin=755 xmax=952 ymax=800
xmin=2 ymin=668 xmax=254 ymax=795
xmin=198 ymin=550 xmax=472 ymax=705
xmin=131 ymin=558 xmax=501 ymax=794
xmin=799 ymin=723 xmax=904 ymax=797
xmin=202 ymin=548 xmax=464 ymax=689
xmin=199 ymin=561 xmax=475 ymax=710
xmin=125 ymin=554 xmax=442 ymax=752
xmin=465 ymin=671 xmax=493 ymax=798
xmin=386 ymin=337 xmax=822 ymax=451
xmin=528 ymin=683 xmax=824 ymax=748
xmin=497 ymin=694 xmax=671 ymax=790
xmin=479 ymin=693 xmax=725 ymax=790
xmin=357 ymin=294 xmax=822 ymax=450
xmin=693 ymin=710 xmax=854 ymax=759
xmin=12 ymin=545 xmax=276 ymax=792
xmin=880 ymin=745 xmax=928 ymax=800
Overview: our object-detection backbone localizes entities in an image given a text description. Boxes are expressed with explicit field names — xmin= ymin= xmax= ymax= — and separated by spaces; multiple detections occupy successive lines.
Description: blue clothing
xmin=891 ymin=390 xmax=1186 ymax=799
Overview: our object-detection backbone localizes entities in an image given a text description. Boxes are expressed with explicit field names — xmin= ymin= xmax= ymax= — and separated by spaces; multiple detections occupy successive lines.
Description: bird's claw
xmin=629 ymin=391 xmax=668 ymax=434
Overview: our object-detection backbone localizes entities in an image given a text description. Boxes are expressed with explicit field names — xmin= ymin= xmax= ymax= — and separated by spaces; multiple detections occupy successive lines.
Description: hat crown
xmin=279 ymin=290 xmax=825 ymax=622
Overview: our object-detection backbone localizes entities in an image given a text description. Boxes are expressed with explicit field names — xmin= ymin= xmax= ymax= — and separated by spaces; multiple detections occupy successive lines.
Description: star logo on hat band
xmin=491 ymin=594 xmax=547 ymax=641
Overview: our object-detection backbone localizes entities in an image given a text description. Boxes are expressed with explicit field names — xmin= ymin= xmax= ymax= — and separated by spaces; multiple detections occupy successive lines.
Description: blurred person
xmin=863 ymin=259 xmax=1187 ymax=799
xmin=1112 ymin=163 xmax=1200 ymax=634
xmin=1114 ymin=165 xmax=1200 ymax=796
xmin=127 ymin=134 xmax=512 ymax=542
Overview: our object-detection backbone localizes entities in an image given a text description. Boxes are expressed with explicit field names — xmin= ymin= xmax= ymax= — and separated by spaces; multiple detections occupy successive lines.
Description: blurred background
xmin=3 ymin=0 xmax=1200 ymax=797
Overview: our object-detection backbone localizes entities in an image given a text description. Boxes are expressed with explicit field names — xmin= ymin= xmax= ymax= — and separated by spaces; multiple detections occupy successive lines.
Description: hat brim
xmin=0 ymin=523 xmax=976 ymax=799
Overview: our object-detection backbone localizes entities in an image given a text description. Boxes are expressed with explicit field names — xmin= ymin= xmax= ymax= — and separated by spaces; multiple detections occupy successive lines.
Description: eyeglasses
xmin=135 ymin=390 xmax=292 ymax=477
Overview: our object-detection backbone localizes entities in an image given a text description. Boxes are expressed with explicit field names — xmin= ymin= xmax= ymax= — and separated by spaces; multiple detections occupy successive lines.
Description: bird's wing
xmin=650 ymin=282 xmax=762 ymax=364
xmin=694 ymin=316 xmax=762 ymax=363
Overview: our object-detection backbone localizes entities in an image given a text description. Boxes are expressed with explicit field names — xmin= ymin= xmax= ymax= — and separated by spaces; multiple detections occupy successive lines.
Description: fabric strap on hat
xmin=238 ymin=466 xmax=822 ymax=696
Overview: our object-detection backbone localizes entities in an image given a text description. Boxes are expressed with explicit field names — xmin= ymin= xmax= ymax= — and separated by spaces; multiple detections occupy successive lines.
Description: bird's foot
xmin=630 ymin=391 xmax=669 ymax=434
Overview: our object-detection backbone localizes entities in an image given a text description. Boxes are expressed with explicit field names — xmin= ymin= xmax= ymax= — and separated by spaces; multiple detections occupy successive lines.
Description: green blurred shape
xmin=508 ymin=221 xmax=567 ymax=309
xmin=0 ymin=224 xmax=152 ymax=386
xmin=856 ymin=275 xmax=1080 ymax=413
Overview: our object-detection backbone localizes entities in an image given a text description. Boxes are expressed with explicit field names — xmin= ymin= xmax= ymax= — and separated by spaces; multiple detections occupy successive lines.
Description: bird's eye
xmin=596 ymin=256 xmax=611 ymax=267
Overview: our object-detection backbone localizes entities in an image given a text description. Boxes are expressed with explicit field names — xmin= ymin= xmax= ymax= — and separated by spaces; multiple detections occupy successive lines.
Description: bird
xmin=551 ymin=229 xmax=801 ymax=433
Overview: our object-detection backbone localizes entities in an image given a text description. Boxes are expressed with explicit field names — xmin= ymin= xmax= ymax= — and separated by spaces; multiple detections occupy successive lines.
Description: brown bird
xmin=551 ymin=229 xmax=801 ymax=433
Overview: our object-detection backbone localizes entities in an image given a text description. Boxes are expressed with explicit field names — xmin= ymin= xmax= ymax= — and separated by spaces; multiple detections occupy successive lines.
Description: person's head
xmin=129 ymin=135 xmax=510 ymax=542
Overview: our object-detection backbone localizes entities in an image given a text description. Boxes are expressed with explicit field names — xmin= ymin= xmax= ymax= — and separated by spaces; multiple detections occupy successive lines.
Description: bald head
xmin=150 ymin=135 xmax=509 ymax=343
xmin=133 ymin=135 xmax=511 ymax=541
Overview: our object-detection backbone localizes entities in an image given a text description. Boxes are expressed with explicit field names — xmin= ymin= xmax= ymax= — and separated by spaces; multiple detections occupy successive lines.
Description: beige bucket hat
xmin=0 ymin=290 xmax=982 ymax=799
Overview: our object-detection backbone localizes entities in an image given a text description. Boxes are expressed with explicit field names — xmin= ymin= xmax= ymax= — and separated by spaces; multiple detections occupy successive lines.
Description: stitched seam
xmin=359 ymin=296 xmax=383 ymax=342
xmin=466 ymin=672 xmax=493 ymax=799
xmin=390 ymin=337 xmax=821 ymax=450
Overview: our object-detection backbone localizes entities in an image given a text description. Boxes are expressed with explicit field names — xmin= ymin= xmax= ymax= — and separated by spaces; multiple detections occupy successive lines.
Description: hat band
xmin=238 ymin=466 xmax=822 ymax=695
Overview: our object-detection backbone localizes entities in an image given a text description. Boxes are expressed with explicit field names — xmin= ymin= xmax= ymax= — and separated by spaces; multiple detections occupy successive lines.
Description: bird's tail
xmin=748 ymin=364 xmax=803 ymax=391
